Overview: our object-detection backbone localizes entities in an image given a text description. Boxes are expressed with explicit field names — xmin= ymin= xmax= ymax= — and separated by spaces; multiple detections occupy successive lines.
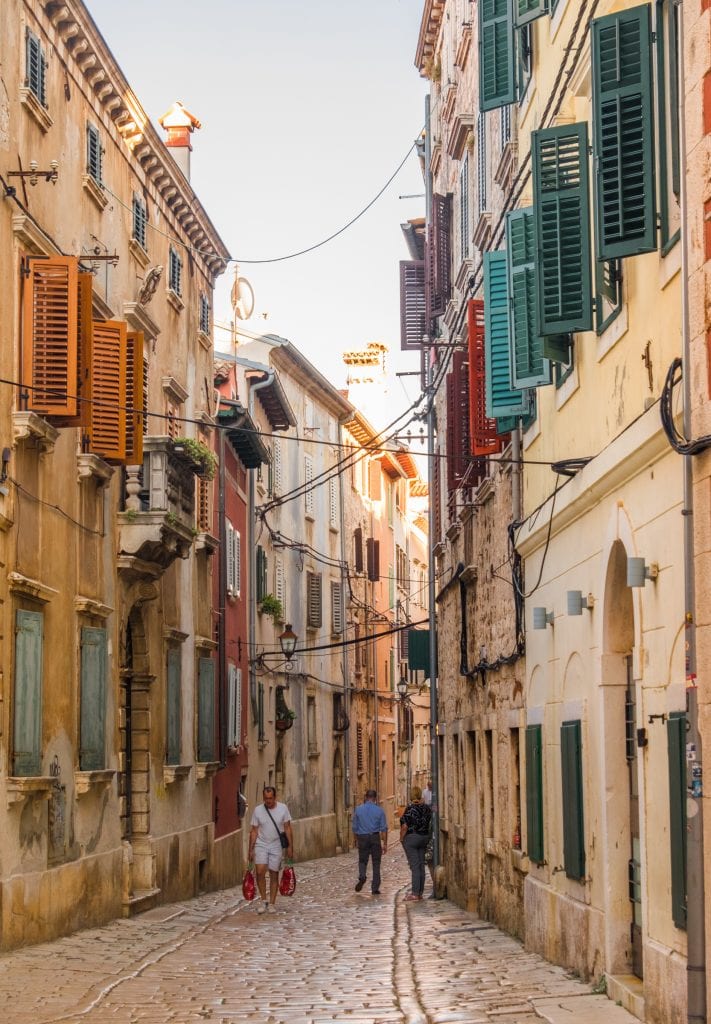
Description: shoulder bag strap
xmin=264 ymin=804 xmax=282 ymax=842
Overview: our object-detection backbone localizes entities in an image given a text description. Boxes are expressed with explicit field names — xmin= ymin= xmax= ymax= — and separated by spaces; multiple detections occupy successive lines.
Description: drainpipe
xmin=248 ymin=371 xmax=275 ymax=736
xmin=511 ymin=426 xmax=521 ymax=525
xmin=338 ymin=414 xmax=351 ymax=815
xmin=678 ymin=4 xmax=706 ymax=1020
xmin=217 ymin=405 xmax=227 ymax=766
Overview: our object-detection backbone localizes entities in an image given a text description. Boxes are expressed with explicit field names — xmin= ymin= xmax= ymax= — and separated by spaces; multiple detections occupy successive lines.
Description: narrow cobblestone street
xmin=0 ymin=851 xmax=637 ymax=1024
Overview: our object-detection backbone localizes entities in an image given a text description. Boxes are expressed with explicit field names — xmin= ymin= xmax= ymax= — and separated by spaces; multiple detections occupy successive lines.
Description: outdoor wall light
xmin=626 ymin=557 xmax=659 ymax=588
xmin=278 ymin=623 xmax=298 ymax=658
xmin=532 ymin=607 xmax=554 ymax=630
xmin=566 ymin=590 xmax=595 ymax=615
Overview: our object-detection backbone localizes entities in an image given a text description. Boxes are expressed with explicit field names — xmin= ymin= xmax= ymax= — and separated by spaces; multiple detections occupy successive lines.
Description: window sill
xmin=197 ymin=329 xmax=212 ymax=351
xmin=166 ymin=288 xmax=184 ymax=313
xmin=129 ymin=237 xmax=150 ymax=268
xmin=77 ymin=452 xmax=114 ymax=487
xmin=20 ymin=87 xmax=53 ymax=133
xmin=494 ymin=140 xmax=517 ymax=190
xmin=12 ymin=411 xmax=58 ymax=454
xmin=163 ymin=764 xmax=191 ymax=785
xmin=473 ymin=211 xmax=492 ymax=253
xmin=7 ymin=776 xmax=54 ymax=808
xmin=195 ymin=531 xmax=219 ymax=555
xmin=75 ymin=769 xmax=115 ymax=796
xmin=194 ymin=761 xmax=219 ymax=780
xmin=82 ymin=174 xmax=109 ymax=211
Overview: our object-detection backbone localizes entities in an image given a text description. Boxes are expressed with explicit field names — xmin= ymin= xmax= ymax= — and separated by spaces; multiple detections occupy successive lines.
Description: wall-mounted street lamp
xmin=567 ymin=590 xmax=595 ymax=615
xmin=532 ymin=607 xmax=554 ymax=630
xmin=627 ymin=557 xmax=659 ymax=588
xmin=397 ymin=675 xmax=409 ymax=701
xmin=279 ymin=623 xmax=298 ymax=658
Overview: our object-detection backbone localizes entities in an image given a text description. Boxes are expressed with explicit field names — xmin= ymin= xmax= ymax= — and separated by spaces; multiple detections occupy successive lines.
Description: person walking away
xmin=248 ymin=786 xmax=293 ymax=914
xmin=400 ymin=786 xmax=432 ymax=901
xmin=352 ymin=789 xmax=388 ymax=894
xmin=422 ymin=780 xmax=432 ymax=806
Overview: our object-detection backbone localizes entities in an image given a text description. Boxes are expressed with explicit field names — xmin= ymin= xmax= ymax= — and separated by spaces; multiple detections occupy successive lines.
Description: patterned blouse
xmin=400 ymin=801 xmax=432 ymax=836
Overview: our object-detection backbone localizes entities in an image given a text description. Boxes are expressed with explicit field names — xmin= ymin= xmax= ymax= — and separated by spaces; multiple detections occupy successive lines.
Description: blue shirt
xmin=352 ymin=800 xmax=388 ymax=835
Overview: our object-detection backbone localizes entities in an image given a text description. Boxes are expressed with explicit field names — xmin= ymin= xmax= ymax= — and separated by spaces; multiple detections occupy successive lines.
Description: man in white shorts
xmin=248 ymin=786 xmax=293 ymax=914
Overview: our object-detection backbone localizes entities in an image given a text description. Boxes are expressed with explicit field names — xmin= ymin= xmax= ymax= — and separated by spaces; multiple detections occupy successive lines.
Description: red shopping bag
xmin=242 ymin=866 xmax=256 ymax=901
xmin=279 ymin=864 xmax=296 ymax=896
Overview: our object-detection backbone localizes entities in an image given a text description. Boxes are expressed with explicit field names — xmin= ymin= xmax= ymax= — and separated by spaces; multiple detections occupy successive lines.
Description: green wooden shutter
xmin=479 ymin=0 xmax=516 ymax=111
xmin=525 ymin=724 xmax=544 ymax=863
xmin=515 ymin=0 xmax=547 ymax=27
xmin=13 ymin=610 xmax=43 ymax=776
xmin=166 ymin=647 xmax=181 ymax=765
xmin=197 ymin=657 xmax=215 ymax=762
xmin=667 ymin=712 xmax=687 ymax=929
xmin=592 ymin=4 xmax=656 ymax=258
xmin=408 ymin=629 xmax=430 ymax=673
xmin=532 ymin=123 xmax=593 ymax=334
xmin=506 ymin=209 xmax=552 ymax=389
xmin=561 ymin=719 xmax=585 ymax=880
xmin=542 ymin=334 xmax=572 ymax=363
xmin=484 ymin=251 xmax=531 ymax=417
xmin=79 ymin=627 xmax=107 ymax=771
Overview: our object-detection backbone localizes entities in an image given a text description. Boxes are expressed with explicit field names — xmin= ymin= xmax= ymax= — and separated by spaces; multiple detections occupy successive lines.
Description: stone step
xmin=531 ymin=993 xmax=640 ymax=1024
xmin=122 ymin=887 xmax=161 ymax=918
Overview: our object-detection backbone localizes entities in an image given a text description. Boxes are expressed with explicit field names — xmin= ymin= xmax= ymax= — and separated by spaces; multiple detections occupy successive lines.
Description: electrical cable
xmin=661 ymin=357 xmax=711 ymax=456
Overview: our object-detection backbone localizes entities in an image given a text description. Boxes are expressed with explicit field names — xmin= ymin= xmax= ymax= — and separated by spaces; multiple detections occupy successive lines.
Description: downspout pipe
xmin=217 ymin=408 xmax=227 ymax=766
xmin=338 ymin=413 xmax=351 ymax=815
xmin=678 ymin=3 xmax=706 ymax=1019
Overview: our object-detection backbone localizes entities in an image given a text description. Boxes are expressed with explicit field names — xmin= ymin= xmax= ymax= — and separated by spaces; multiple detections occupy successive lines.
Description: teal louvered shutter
xmin=532 ymin=123 xmax=593 ymax=334
xmin=166 ymin=647 xmax=181 ymax=765
xmin=506 ymin=209 xmax=552 ymax=388
xmin=525 ymin=724 xmax=544 ymax=863
xmin=483 ymin=251 xmax=531 ymax=417
xmin=592 ymin=5 xmax=656 ymax=258
xmin=79 ymin=627 xmax=107 ymax=771
xmin=479 ymin=0 xmax=516 ymax=111
xmin=561 ymin=720 xmax=585 ymax=880
xmin=515 ymin=0 xmax=547 ymax=27
xmin=197 ymin=657 xmax=216 ymax=762
xmin=13 ymin=610 xmax=44 ymax=776
xmin=408 ymin=629 xmax=430 ymax=673
xmin=667 ymin=712 xmax=687 ymax=929
xmin=542 ymin=333 xmax=572 ymax=363
xmin=496 ymin=414 xmax=518 ymax=434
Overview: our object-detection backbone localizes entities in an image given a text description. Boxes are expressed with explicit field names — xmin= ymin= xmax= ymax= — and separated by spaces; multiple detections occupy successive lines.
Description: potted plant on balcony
xmin=275 ymin=685 xmax=296 ymax=731
xmin=258 ymin=593 xmax=283 ymax=622
xmin=172 ymin=437 xmax=217 ymax=480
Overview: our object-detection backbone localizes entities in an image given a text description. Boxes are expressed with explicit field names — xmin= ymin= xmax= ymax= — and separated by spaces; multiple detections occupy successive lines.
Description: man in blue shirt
xmin=352 ymin=789 xmax=388 ymax=895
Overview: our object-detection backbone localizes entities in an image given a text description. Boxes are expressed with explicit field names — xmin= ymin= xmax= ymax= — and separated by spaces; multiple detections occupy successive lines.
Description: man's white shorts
xmin=254 ymin=839 xmax=283 ymax=871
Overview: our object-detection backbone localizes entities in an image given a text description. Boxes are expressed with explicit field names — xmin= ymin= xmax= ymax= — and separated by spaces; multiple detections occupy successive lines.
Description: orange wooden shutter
xmin=468 ymin=298 xmax=505 ymax=456
xmin=22 ymin=256 xmax=78 ymax=417
xmin=89 ymin=320 xmax=127 ymax=462
xmin=125 ymin=331 xmax=144 ymax=464
xmin=57 ymin=272 xmax=94 ymax=428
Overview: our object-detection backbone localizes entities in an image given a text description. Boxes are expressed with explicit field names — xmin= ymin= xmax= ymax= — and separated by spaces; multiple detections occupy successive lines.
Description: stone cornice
xmin=39 ymin=1 xmax=230 ymax=282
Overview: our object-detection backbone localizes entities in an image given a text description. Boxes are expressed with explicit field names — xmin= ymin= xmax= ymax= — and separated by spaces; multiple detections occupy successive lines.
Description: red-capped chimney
xmin=158 ymin=101 xmax=201 ymax=181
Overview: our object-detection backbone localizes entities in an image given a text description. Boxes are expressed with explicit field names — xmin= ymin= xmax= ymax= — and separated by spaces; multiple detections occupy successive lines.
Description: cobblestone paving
xmin=0 ymin=851 xmax=637 ymax=1024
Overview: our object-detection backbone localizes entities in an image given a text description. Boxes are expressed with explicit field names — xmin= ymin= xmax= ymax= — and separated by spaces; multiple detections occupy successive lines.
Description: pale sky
xmin=88 ymin=0 xmax=428 ymax=428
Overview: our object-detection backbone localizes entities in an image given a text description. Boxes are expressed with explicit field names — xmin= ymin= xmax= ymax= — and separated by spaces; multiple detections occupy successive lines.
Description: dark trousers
xmin=356 ymin=833 xmax=382 ymax=892
xmin=403 ymin=832 xmax=429 ymax=896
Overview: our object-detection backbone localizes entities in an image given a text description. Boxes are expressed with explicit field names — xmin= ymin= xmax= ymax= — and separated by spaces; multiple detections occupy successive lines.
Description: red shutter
xmin=22 ymin=256 xmax=79 ymax=417
xmin=89 ymin=320 xmax=127 ymax=462
xmin=400 ymin=260 xmax=426 ymax=350
xmin=467 ymin=298 xmax=506 ymax=456
xmin=125 ymin=331 xmax=144 ymax=464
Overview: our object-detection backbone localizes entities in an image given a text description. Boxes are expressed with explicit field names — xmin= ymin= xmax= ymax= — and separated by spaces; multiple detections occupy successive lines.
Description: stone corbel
xmin=75 ymin=596 xmax=113 ymax=619
xmin=74 ymin=769 xmax=115 ymax=796
xmin=163 ymin=765 xmax=191 ymax=785
xmin=12 ymin=411 xmax=59 ymax=454
xmin=77 ymin=452 xmax=114 ymax=487
xmin=194 ymin=762 xmax=219 ymax=780
xmin=8 ymin=571 xmax=58 ymax=604
xmin=6 ymin=777 xmax=54 ymax=808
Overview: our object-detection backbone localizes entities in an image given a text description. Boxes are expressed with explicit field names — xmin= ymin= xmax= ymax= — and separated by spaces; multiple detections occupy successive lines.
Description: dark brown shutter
xmin=354 ymin=527 xmax=364 ymax=573
xmin=427 ymin=194 xmax=452 ymax=319
xmin=400 ymin=260 xmax=426 ymax=350
xmin=366 ymin=538 xmax=380 ymax=582
xmin=468 ymin=298 xmax=506 ymax=455
xmin=23 ymin=256 xmax=79 ymax=417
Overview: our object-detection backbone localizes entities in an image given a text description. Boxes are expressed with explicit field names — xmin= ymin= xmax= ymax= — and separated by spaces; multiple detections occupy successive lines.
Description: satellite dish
xmin=231 ymin=275 xmax=255 ymax=321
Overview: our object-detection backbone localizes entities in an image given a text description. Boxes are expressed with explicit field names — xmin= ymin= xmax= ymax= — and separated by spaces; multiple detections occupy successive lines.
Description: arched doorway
xmin=601 ymin=539 xmax=641 ymax=978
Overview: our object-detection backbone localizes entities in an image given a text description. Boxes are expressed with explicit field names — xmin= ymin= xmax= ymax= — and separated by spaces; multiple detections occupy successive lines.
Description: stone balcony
xmin=118 ymin=436 xmax=200 ymax=579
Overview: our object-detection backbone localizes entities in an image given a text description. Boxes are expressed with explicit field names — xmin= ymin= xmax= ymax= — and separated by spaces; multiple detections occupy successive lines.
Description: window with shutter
xmin=479 ymin=0 xmax=516 ymax=112
xmin=477 ymin=115 xmax=487 ymax=217
xmin=79 ymin=627 xmax=107 ymax=771
xmin=667 ymin=712 xmax=687 ymax=929
xmin=89 ymin=320 xmax=127 ymax=463
xmin=427 ymin=194 xmax=452 ymax=319
xmin=132 ymin=194 xmax=148 ymax=251
xmin=304 ymin=455 xmax=314 ymax=518
xmin=23 ymin=256 xmax=79 ymax=418
xmin=234 ymin=530 xmax=241 ymax=597
xmin=125 ymin=331 xmax=144 ymax=464
xmin=500 ymin=104 xmax=512 ymax=145
xmin=357 ymin=722 xmax=364 ymax=774
xmin=274 ymin=556 xmax=286 ymax=617
xmin=408 ymin=629 xmax=430 ymax=673
xmin=525 ymin=724 xmax=544 ymax=863
xmin=273 ymin=439 xmax=283 ymax=494
xmin=166 ymin=647 xmax=181 ymax=765
xmin=25 ymin=30 xmax=47 ymax=107
xmin=257 ymin=682 xmax=265 ymax=743
xmin=13 ymin=610 xmax=44 ymax=776
xmin=506 ymin=208 xmax=553 ymax=389
xmin=368 ymin=460 xmax=382 ymax=501
xmin=483 ymin=251 xmax=532 ymax=417
xmin=515 ymin=0 xmax=547 ymax=26
xmin=199 ymin=293 xmax=210 ymax=335
xmin=561 ymin=719 xmax=585 ymax=880
xmin=354 ymin=527 xmax=364 ymax=573
xmin=532 ymin=123 xmax=593 ymax=334
xmin=234 ymin=667 xmax=243 ymax=748
xmin=595 ymin=258 xmax=623 ymax=335
xmin=517 ymin=25 xmax=533 ymax=101
xmin=196 ymin=477 xmax=210 ymax=532
xmin=306 ymin=572 xmax=322 ymax=629
xmin=400 ymin=260 xmax=426 ymax=351
xmin=656 ymin=0 xmax=681 ymax=253
xmin=86 ymin=123 xmax=102 ymax=185
xmin=366 ymin=538 xmax=380 ymax=582
xmin=460 ymin=155 xmax=470 ymax=260
xmin=329 ymin=477 xmax=338 ymax=529
xmin=468 ymin=298 xmax=505 ymax=456
xmin=592 ymin=5 xmax=657 ymax=259
xmin=197 ymin=657 xmax=216 ymax=762
xmin=226 ymin=520 xmax=235 ymax=594
xmin=256 ymin=546 xmax=268 ymax=603
xmin=169 ymin=246 xmax=182 ymax=296
xmin=331 ymin=581 xmax=343 ymax=635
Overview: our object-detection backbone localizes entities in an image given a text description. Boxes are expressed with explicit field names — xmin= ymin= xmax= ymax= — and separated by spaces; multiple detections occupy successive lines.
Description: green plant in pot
xmin=259 ymin=593 xmax=283 ymax=621
xmin=173 ymin=437 xmax=218 ymax=480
